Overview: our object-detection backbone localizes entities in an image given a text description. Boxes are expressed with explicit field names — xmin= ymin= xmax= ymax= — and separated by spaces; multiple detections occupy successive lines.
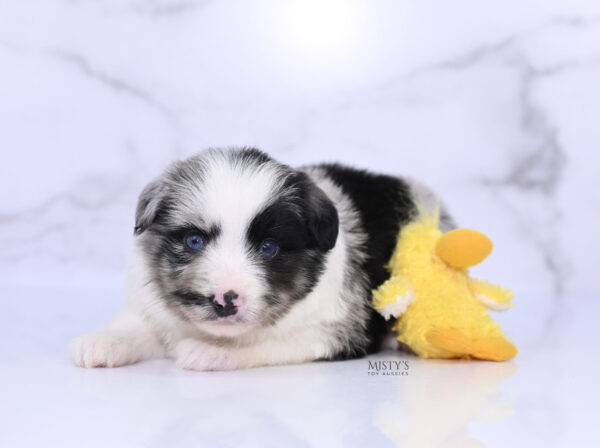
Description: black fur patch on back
xmin=318 ymin=164 xmax=417 ymax=354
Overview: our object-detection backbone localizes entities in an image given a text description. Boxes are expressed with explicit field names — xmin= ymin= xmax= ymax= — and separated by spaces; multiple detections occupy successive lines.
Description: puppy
xmin=71 ymin=148 xmax=450 ymax=370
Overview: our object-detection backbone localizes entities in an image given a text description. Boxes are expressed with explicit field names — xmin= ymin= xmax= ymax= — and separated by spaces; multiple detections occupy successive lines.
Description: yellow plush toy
xmin=373 ymin=209 xmax=517 ymax=361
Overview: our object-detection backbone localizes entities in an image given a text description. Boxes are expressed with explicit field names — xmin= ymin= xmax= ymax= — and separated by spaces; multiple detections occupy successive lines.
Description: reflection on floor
xmin=0 ymin=287 xmax=596 ymax=447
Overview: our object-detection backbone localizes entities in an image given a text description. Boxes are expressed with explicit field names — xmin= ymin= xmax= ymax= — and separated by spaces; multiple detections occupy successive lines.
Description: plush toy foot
xmin=425 ymin=328 xmax=517 ymax=361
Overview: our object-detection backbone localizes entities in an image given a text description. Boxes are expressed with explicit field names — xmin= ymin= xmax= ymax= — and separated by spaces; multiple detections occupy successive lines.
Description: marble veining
xmin=46 ymin=48 xmax=178 ymax=120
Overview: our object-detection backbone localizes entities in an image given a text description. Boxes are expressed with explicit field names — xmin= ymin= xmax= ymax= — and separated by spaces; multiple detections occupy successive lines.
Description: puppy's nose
xmin=212 ymin=290 xmax=239 ymax=317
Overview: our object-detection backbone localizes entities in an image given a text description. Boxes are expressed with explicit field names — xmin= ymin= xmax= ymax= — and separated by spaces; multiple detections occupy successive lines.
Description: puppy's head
xmin=135 ymin=148 xmax=338 ymax=337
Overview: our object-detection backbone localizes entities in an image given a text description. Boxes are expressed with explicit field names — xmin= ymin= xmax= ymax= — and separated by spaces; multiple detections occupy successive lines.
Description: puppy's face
xmin=135 ymin=149 xmax=338 ymax=337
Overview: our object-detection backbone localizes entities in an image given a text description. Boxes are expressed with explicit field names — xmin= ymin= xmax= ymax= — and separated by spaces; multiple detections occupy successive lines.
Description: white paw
xmin=173 ymin=338 xmax=238 ymax=371
xmin=70 ymin=332 xmax=139 ymax=368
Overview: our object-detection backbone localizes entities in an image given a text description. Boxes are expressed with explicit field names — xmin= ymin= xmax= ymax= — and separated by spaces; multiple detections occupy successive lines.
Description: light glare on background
xmin=265 ymin=0 xmax=380 ymax=91
xmin=284 ymin=0 xmax=360 ymax=53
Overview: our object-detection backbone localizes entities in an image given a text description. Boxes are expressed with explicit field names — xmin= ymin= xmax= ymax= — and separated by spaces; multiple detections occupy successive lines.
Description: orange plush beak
xmin=435 ymin=229 xmax=493 ymax=269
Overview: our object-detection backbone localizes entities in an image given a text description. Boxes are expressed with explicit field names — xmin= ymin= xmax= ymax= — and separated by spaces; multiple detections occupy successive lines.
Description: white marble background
xmin=1 ymin=0 xmax=598 ymax=339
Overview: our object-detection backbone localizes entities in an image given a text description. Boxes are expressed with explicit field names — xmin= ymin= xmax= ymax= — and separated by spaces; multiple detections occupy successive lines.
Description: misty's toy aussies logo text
xmin=367 ymin=360 xmax=410 ymax=376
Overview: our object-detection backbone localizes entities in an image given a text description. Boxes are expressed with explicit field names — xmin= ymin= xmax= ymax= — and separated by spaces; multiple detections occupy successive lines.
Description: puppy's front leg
xmin=173 ymin=339 xmax=239 ymax=371
xmin=70 ymin=307 xmax=165 ymax=368
xmin=173 ymin=333 xmax=333 ymax=371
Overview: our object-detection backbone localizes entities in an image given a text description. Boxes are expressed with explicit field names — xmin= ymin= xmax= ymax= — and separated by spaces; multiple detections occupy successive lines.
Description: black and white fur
xmin=71 ymin=148 xmax=449 ymax=370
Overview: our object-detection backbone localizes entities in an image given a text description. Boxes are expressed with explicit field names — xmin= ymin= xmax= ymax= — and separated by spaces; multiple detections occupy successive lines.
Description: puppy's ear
xmin=134 ymin=178 xmax=167 ymax=235
xmin=304 ymin=178 xmax=339 ymax=252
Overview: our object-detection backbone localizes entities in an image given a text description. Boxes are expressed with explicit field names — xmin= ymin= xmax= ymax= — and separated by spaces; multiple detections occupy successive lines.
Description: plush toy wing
xmin=372 ymin=275 xmax=414 ymax=320
xmin=469 ymin=279 xmax=514 ymax=311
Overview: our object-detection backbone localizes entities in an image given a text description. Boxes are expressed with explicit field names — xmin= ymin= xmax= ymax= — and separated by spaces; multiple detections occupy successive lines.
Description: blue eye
xmin=185 ymin=234 xmax=204 ymax=250
xmin=260 ymin=240 xmax=279 ymax=258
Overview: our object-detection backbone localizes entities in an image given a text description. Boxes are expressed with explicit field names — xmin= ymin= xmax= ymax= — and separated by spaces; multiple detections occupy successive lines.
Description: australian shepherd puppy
xmin=71 ymin=148 xmax=450 ymax=370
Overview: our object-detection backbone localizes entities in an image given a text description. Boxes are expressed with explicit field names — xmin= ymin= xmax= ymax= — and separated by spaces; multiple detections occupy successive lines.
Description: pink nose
xmin=212 ymin=290 xmax=243 ymax=317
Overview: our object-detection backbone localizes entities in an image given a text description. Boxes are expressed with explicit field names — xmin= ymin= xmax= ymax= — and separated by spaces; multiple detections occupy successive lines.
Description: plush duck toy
xmin=373 ymin=209 xmax=517 ymax=361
